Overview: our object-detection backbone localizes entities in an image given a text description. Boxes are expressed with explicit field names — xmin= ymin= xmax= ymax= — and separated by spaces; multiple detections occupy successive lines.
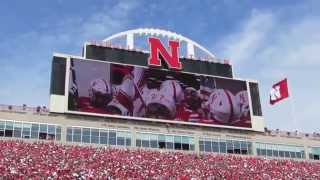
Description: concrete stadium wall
xmin=0 ymin=110 xmax=319 ymax=159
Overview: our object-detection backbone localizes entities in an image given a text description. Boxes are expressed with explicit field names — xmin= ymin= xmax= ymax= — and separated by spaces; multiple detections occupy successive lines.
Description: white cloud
xmin=260 ymin=17 xmax=320 ymax=67
xmin=80 ymin=1 xmax=139 ymax=40
xmin=0 ymin=0 xmax=140 ymax=106
xmin=218 ymin=10 xmax=275 ymax=65
xmin=215 ymin=9 xmax=320 ymax=132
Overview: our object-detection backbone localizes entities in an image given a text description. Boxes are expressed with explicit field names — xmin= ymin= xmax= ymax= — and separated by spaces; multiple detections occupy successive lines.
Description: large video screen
xmin=68 ymin=58 xmax=251 ymax=128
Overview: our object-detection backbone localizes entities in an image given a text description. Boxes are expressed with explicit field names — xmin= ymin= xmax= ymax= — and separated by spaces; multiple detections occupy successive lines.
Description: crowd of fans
xmin=0 ymin=140 xmax=320 ymax=179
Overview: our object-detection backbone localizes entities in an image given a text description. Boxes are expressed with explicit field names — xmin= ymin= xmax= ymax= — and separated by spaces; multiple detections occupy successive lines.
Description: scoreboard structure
xmin=49 ymin=28 xmax=264 ymax=132
xmin=3 ymin=28 xmax=320 ymax=160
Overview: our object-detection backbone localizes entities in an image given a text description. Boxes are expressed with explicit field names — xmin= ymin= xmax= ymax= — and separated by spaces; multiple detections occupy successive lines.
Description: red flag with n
xmin=270 ymin=78 xmax=289 ymax=105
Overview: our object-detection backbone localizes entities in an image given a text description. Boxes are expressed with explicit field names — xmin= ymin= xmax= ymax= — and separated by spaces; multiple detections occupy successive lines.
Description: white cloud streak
xmin=0 ymin=0 xmax=139 ymax=106
xmin=218 ymin=10 xmax=275 ymax=65
xmin=215 ymin=8 xmax=320 ymax=132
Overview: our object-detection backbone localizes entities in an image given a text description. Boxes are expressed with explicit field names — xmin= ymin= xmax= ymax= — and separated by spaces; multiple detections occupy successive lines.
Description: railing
xmin=264 ymin=127 xmax=320 ymax=140
xmin=1 ymin=104 xmax=319 ymax=140
xmin=0 ymin=104 xmax=49 ymax=114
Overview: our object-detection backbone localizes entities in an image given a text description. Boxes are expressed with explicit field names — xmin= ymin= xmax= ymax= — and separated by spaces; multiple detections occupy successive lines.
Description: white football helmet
xmin=114 ymin=77 xmax=136 ymax=100
xmin=146 ymin=91 xmax=176 ymax=119
xmin=235 ymin=90 xmax=250 ymax=118
xmin=144 ymin=80 xmax=184 ymax=119
xmin=107 ymin=78 xmax=135 ymax=116
xmin=107 ymin=98 xmax=130 ymax=116
xmin=207 ymin=89 xmax=240 ymax=124
xmin=159 ymin=80 xmax=184 ymax=104
xmin=88 ymin=78 xmax=112 ymax=107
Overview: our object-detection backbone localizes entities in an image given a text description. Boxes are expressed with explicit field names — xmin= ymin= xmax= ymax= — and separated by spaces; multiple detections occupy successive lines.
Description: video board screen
xmin=68 ymin=58 xmax=251 ymax=128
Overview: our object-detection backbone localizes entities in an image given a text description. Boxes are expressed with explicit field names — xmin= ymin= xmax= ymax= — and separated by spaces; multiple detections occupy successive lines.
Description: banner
xmin=68 ymin=58 xmax=252 ymax=128
xmin=270 ymin=78 xmax=289 ymax=105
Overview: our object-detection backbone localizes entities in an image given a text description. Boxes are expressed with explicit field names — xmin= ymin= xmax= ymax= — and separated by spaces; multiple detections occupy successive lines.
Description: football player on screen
xmin=235 ymin=90 xmax=250 ymax=118
xmin=77 ymin=78 xmax=113 ymax=114
xmin=232 ymin=90 xmax=251 ymax=127
xmin=175 ymin=87 xmax=204 ymax=122
xmin=89 ymin=79 xmax=113 ymax=107
xmin=145 ymin=80 xmax=184 ymax=120
xmin=203 ymin=89 xmax=241 ymax=125
xmin=106 ymin=64 xmax=135 ymax=116
xmin=132 ymin=67 xmax=162 ymax=117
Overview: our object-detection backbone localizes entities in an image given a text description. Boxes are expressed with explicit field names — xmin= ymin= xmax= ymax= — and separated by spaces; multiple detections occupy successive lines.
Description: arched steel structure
xmin=102 ymin=28 xmax=216 ymax=61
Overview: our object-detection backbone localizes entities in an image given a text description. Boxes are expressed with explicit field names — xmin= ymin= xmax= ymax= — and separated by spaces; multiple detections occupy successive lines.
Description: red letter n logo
xmin=148 ymin=37 xmax=182 ymax=70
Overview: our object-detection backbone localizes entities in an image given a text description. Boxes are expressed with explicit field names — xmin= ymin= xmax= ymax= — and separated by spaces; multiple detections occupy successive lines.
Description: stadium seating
xmin=0 ymin=140 xmax=320 ymax=179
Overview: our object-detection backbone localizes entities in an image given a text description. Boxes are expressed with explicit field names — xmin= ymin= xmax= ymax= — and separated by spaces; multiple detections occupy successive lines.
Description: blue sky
xmin=0 ymin=0 xmax=319 ymax=132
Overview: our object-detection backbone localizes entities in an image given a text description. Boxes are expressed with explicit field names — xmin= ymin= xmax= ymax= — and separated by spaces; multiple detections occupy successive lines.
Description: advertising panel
xmin=68 ymin=58 xmax=251 ymax=128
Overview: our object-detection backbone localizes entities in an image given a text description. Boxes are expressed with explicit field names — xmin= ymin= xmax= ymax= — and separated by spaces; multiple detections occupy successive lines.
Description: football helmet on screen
xmin=145 ymin=92 xmax=176 ymax=119
xmin=107 ymin=78 xmax=135 ymax=116
xmin=235 ymin=90 xmax=250 ymax=118
xmin=88 ymin=78 xmax=112 ymax=107
xmin=206 ymin=89 xmax=240 ymax=124
xmin=184 ymin=87 xmax=202 ymax=110
xmin=159 ymin=80 xmax=184 ymax=104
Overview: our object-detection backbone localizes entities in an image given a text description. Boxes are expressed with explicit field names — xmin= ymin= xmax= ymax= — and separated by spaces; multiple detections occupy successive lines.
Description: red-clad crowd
xmin=0 ymin=140 xmax=319 ymax=179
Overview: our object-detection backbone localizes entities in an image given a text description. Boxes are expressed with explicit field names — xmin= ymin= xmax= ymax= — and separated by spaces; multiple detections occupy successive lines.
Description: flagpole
xmin=287 ymin=78 xmax=298 ymax=131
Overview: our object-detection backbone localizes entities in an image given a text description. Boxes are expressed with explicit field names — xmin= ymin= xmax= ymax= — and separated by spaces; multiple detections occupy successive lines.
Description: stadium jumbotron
xmin=1 ymin=28 xmax=320 ymax=179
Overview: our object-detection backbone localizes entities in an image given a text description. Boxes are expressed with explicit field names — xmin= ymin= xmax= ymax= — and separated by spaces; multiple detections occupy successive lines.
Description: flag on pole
xmin=270 ymin=78 xmax=289 ymax=105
